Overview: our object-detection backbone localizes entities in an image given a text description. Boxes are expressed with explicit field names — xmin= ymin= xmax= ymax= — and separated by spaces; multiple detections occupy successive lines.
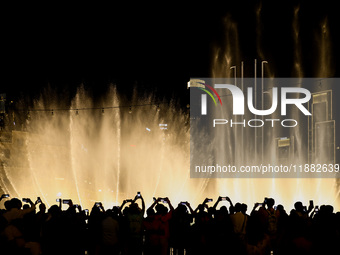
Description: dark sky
xmin=1 ymin=4 xmax=200 ymax=105
xmin=1 ymin=1 xmax=339 ymax=107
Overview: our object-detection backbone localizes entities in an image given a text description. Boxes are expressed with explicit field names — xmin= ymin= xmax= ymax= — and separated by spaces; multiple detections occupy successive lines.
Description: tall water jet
xmin=255 ymin=2 xmax=273 ymax=78
xmin=211 ymin=14 xmax=241 ymax=78
xmin=292 ymin=5 xmax=304 ymax=78
xmin=0 ymin=86 xmax=196 ymax=210
xmin=316 ymin=18 xmax=333 ymax=78
xmin=202 ymin=7 xmax=340 ymax=211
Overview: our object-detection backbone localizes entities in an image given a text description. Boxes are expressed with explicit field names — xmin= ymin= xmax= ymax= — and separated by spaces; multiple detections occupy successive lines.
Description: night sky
xmin=1 ymin=1 xmax=340 ymax=108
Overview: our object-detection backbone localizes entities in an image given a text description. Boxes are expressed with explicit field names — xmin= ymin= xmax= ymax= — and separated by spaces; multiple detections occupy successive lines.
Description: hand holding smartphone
xmin=63 ymin=199 xmax=71 ymax=204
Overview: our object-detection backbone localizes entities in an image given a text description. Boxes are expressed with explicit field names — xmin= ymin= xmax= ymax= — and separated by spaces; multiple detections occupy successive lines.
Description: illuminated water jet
xmin=0 ymin=86 xmax=197 ymax=210
xmin=209 ymin=13 xmax=339 ymax=212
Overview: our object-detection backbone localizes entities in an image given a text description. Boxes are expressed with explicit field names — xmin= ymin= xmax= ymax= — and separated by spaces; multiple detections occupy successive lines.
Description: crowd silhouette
xmin=0 ymin=193 xmax=339 ymax=255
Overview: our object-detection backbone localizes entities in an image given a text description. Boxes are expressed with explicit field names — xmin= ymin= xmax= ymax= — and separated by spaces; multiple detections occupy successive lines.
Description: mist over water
xmin=1 ymin=86 xmax=199 ymax=210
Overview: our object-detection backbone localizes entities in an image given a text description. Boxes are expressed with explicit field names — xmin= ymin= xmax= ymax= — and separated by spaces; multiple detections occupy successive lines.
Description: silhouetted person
xmin=2 ymin=198 xmax=36 ymax=223
xmin=100 ymin=209 xmax=120 ymax=255
xmin=191 ymin=198 xmax=211 ymax=255
xmin=248 ymin=202 xmax=267 ymax=254
xmin=65 ymin=203 xmax=87 ymax=255
xmin=145 ymin=197 xmax=174 ymax=255
xmin=2 ymin=197 xmax=41 ymax=255
xmin=1 ymin=193 xmax=339 ymax=255
xmin=170 ymin=201 xmax=194 ymax=255
xmin=22 ymin=202 xmax=41 ymax=252
xmin=311 ymin=204 xmax=339 ymax=254
xmin=257 ymin=198 xmax=280 ymax=254
xmin=230 ymin=202 xmax=248 ymax=255
xmin=286 ymin=201 xmax=313 ymax=254
xmin=121 ymin=193 xmax=145 ymax=255
xmin=143 ymin=207 xmax=158 ymax=255
xmin=210 ymin=196 xmax=233 ymax=254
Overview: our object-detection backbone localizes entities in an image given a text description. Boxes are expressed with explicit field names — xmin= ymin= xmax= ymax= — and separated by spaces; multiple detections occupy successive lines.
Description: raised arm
xmin=57 ymin=198 xmax=62 ymax=209
xmin=141 ymin=196 xmax=145 ymax=214
xmin=213 ymin=196 xmax=222 ymax=210
xmin=194 ymin=198 xmax=211 ymax=213
xmin=98 ymin=202 xmax=105 ymax=212
xmin=194 ymin=202 xmax=205 ymax=213
xmin=251 ymin=202 xmax=261 ymax=215
xmin=119 ymin=199 xmax=132 ymax=214
xmin=21 ymin=198 xmax=36 ymax=216
xmin=134 ymin=193 xmax=146 ymax=215
xmin=164 ymin=197 xmax=174 ymax=212
xmin=307 ymin=202 xmax=314 ymax=215
xmin=0 ymin=194 xmax=10 ymax=202
xmin=185 ymin=202 xmax=194 ymax=214
xmin=226 ymin=196 xmax=234 ymax=212
xmin=147 ymin=198 xmax=159 ymax=212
